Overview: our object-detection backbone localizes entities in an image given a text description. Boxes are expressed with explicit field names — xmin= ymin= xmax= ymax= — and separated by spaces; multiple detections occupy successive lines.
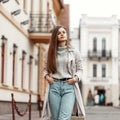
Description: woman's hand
xmin=45 ymin=75 xmax=54 ymax=84
xmin=66 ymin=78 xmax=76 ymax=84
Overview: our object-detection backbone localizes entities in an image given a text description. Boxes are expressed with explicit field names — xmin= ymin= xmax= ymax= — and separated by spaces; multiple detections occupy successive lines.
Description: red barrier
xmin=11 ymin=93 xmax=31 ymax=120
xmin=37 ymin=95 xmax=44 ymax=117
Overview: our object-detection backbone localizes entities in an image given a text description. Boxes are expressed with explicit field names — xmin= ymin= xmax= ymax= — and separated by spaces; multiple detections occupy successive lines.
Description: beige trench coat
xmin=41 ymin=48 xmax=86 ymax=119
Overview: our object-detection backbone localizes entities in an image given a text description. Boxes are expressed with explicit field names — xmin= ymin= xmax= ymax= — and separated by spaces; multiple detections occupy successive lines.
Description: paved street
xmin=0 ymin=111 xmax=84 ymax=120
xmin=0 ymin=111 xmax=40 ymax=120
xmin=0 ymin=106 xmax=120 ymax=120
xmin=86 ymin=106 xmax=120 ymax=120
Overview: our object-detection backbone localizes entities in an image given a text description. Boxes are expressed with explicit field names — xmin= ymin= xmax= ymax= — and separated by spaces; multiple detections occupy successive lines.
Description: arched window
xmin=28 ymin=55 xmax=33 ymax=91
xmin=12 ymin=44 xmax=18 ymax=87
xmin=0 ymin=35 xmax=7 ymax=84
xmin=21 ymin=50 xmax=26 ymax=89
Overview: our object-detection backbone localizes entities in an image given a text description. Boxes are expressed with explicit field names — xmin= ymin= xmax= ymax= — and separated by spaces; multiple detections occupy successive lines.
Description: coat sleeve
xmin=43 ymin=51 xmax=48 ymax=78
xmin=74 ymin=51 xmax=83 ymax=81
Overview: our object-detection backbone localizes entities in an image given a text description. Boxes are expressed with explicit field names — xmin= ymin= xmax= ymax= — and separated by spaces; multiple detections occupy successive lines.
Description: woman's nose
xmin=61 ymin=32 xmax=64 ymax=35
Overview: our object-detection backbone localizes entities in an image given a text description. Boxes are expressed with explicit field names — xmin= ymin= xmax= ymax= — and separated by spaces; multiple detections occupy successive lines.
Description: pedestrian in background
xmin=87 ymin=90 xmax=94 ymax=106
xmin=42 ymin=25 xmax=85 ymax=120
xmin=99 ymin=93 xmax=105 ymax=105
xmin=94 ymin=92 xmax=99 ymax=105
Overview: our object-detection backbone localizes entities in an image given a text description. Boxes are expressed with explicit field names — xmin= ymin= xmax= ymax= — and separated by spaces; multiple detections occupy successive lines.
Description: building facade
xmin=70 ymin=28 xmax=80 ymax=51
xmin=80 ymin=15 xmax=119 ymax=106
xmin=0 ymin=0 xmax=66 ymax=114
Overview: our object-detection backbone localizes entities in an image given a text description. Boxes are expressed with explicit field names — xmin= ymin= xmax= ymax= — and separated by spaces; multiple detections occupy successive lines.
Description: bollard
xmin=11 ymin=93 xmax=15 ymax=120
xmin=29 ymin=94 xmax=31 ymax=120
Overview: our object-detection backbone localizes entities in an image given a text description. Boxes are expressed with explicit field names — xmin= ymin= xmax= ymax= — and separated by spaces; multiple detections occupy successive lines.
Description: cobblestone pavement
xmin=86 ymin=106 xmax=120 ymax=120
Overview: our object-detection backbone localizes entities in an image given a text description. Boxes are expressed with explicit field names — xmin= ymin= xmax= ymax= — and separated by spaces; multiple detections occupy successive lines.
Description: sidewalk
xmin=0 ymin=111 xmax=84 ymax=120
xmin=0 ymin=111 xmax=40 ymax=120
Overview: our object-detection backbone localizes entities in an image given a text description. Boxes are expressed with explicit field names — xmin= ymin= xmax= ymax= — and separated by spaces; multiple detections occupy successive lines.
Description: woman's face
xmin=57 ymin=27 xmax=67 ymax=42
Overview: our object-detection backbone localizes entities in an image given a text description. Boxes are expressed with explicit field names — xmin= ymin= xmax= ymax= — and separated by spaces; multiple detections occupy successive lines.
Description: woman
xmin=42 ymin=25 xmax=85 ymax=120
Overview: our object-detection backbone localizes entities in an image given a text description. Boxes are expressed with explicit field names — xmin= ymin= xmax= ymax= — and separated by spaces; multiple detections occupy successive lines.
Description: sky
xmin=64 ymin=0 xmax=120 ymax=28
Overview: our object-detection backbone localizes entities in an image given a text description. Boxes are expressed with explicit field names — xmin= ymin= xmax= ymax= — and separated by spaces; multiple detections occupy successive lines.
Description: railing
xmin=28 ymin=13 xmax=56 ymax=33
xmin=11 ymin=93 xmax=31 ymax=120
xmin=88 ymin=50 xmax=112 ymax=59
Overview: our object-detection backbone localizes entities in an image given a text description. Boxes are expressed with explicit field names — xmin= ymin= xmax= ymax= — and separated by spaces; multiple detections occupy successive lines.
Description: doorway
xmin=98 ymin=89 xmax=106 ymax=105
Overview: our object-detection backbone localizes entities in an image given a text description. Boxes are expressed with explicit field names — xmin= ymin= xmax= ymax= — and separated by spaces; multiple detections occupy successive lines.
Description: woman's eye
xmin=63 ymin=31 xmax=66 ymax=34
xmin=57 ymin=31 xmax=66 ymax=35
xmin=57 ymin=32 xmax=61 ymax=35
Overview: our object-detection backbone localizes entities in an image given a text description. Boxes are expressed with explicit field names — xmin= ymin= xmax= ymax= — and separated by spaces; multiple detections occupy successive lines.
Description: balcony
xmin=28 ymin=13 xmax=56 ymax=43
xmin=88 ymin=77 xmax=111 ymax=82
xmin=88 ymin=50 xmax=112 ymax=60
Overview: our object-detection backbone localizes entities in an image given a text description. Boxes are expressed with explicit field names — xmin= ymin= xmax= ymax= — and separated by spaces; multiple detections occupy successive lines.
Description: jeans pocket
xmin=50 ymin=81 xmax=58 ymax=89
xmin=49 ymin=82 xmax=54 ymax=85
xmin=64 ymin=82 xmax=74 ymax=90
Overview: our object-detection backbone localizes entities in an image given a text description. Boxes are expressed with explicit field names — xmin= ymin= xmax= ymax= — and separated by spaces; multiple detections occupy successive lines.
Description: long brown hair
xmin=47 ymin=25 xmax=71 ymax=74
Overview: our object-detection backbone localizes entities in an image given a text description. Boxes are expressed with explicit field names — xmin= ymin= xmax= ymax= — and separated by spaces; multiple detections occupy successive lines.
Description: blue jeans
xmin=48 ymin=80 xmax=75 ymax=120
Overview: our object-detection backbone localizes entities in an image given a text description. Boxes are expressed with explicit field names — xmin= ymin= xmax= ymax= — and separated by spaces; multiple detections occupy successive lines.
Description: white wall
xmin=0 ymin=13 xmax=38 ymax=102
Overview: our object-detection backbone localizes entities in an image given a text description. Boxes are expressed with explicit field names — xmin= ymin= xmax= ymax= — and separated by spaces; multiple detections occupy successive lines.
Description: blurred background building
xmin=70 ymin=14 xmax=119 ymax=106
xmin=0 ymin=0 xmax=120 ymax=116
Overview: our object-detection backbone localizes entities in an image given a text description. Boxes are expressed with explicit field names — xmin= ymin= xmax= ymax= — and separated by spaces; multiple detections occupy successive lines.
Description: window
xmin=47 ymin=1 xmax=50 ymax=31
xmin=102 ymin=38 xmax=106 ymax=50
xmin=21 ymin=50 xmax=26 ymax=89
xmin=0 ymin=35 xmax=7 ymax=84
xmin=93 ymin=37 xmax=97 ymax=52
xmin=28 ymin=55 xmax=33 ymax=91
xmin=93 ymin=64 xmax=97 ymax=77
xmin=12 ymin=44 xmax=18 ymax=87
xmin=102 ymin=38 xmax=106 ymax=57
xmin=102 ymin=64 xmax=106 ymax=77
